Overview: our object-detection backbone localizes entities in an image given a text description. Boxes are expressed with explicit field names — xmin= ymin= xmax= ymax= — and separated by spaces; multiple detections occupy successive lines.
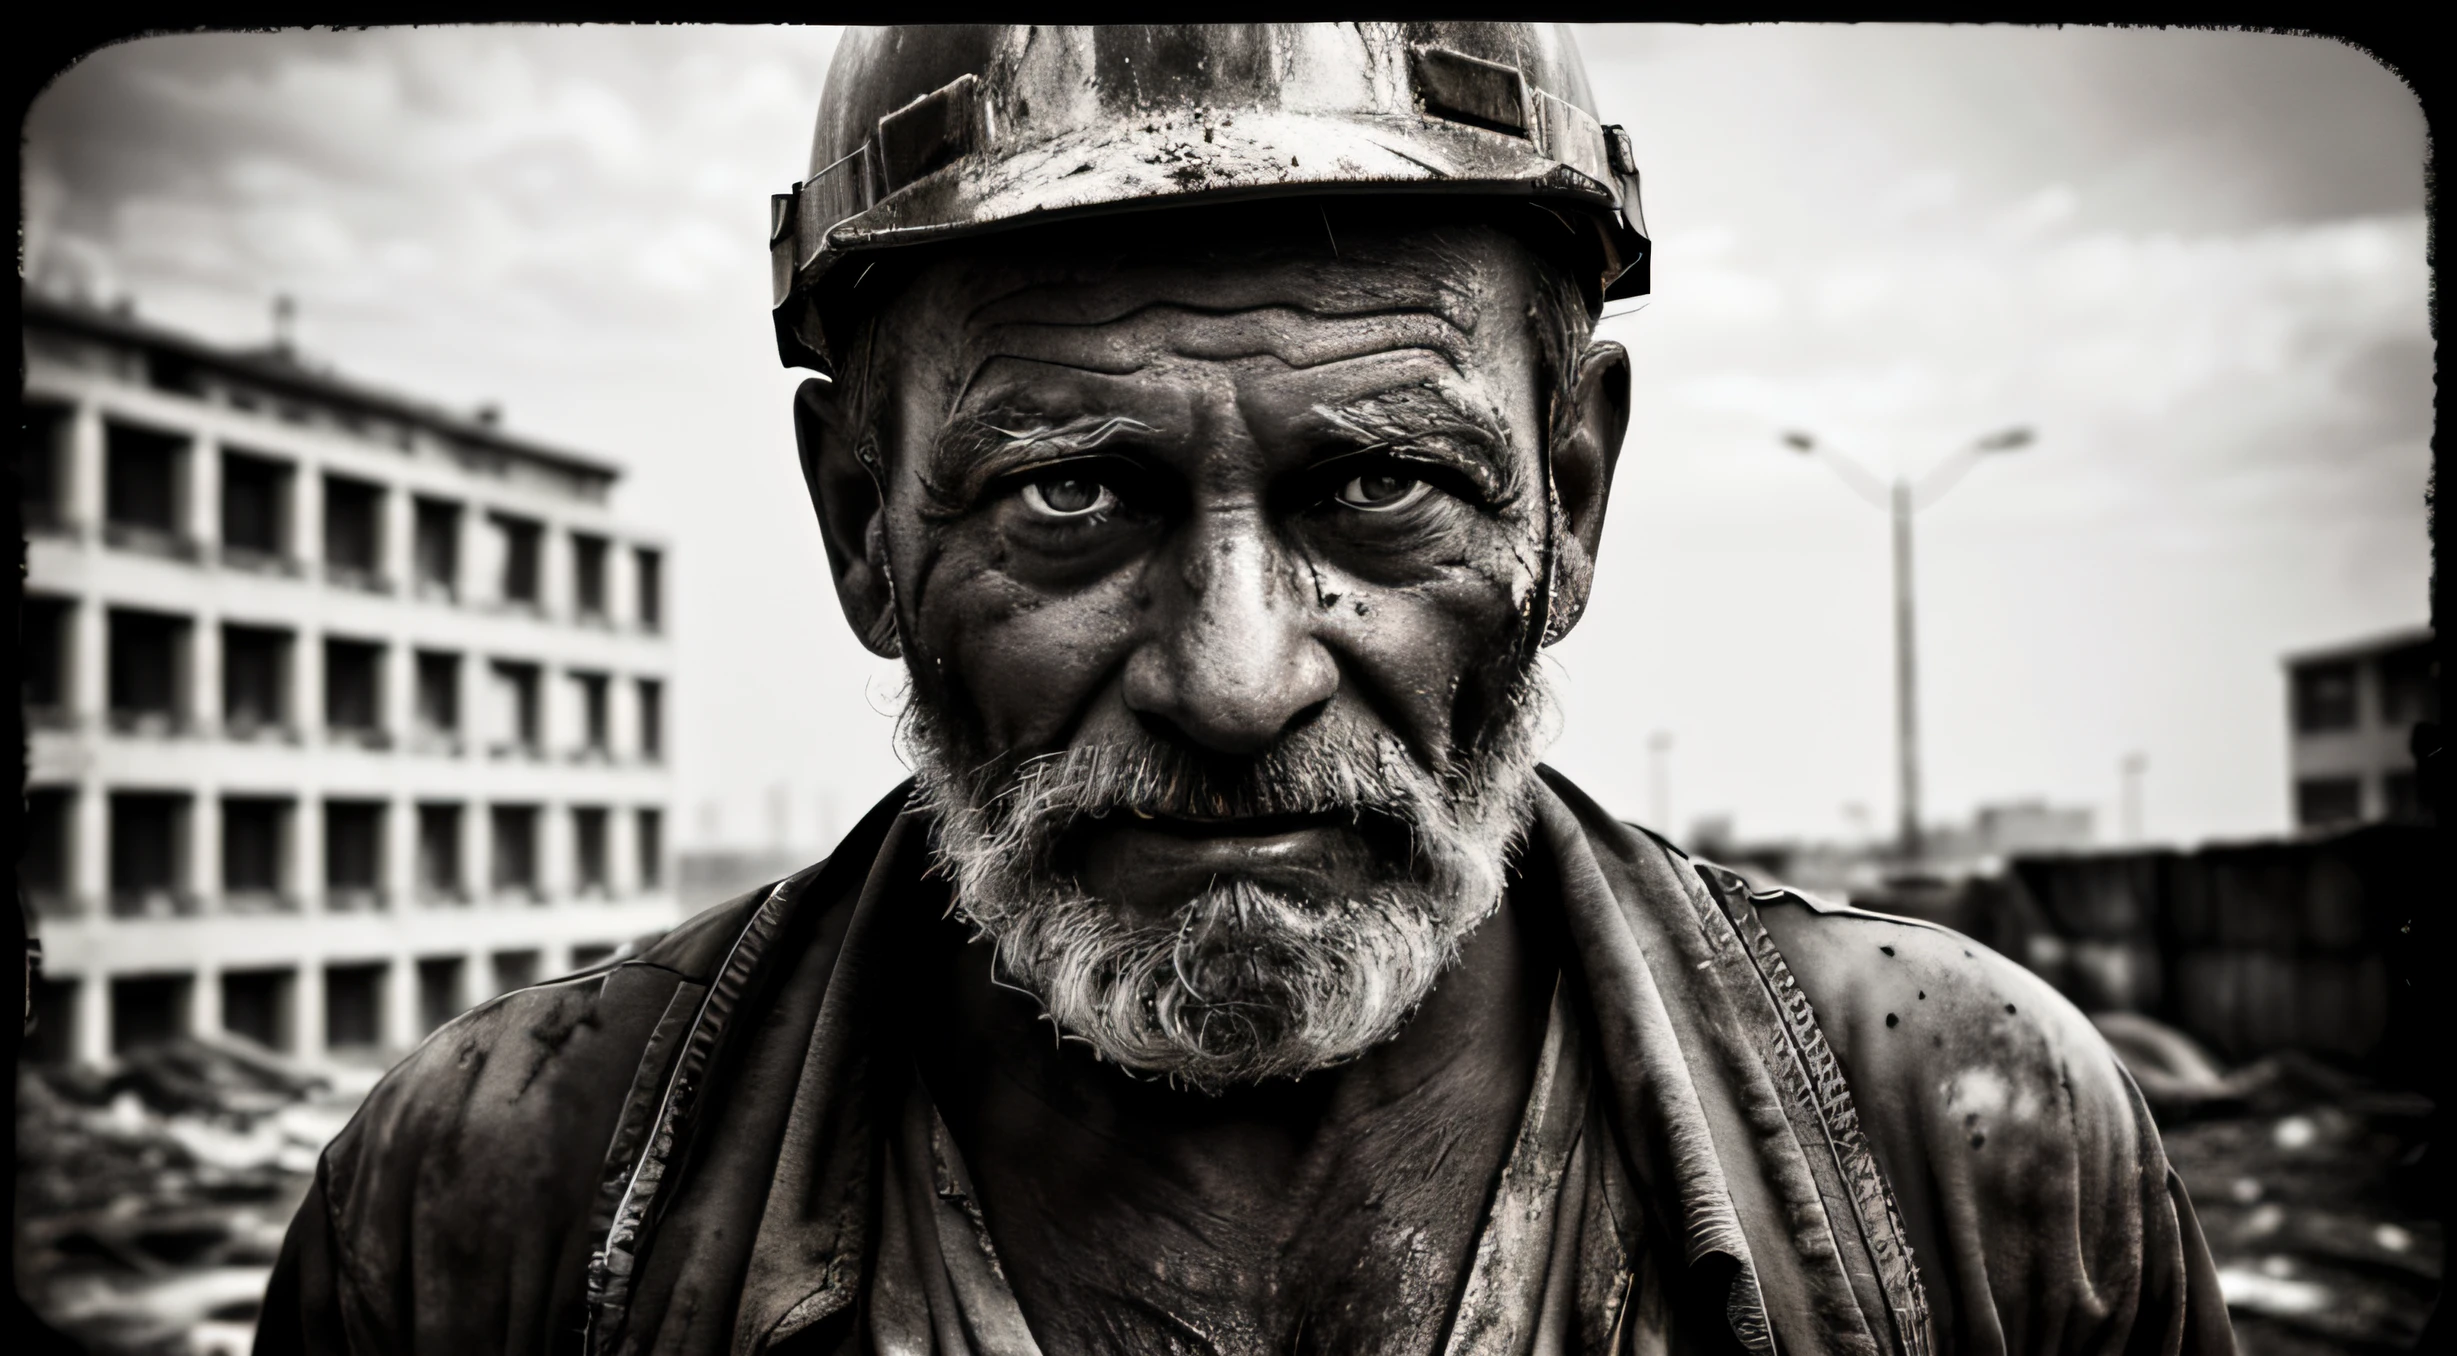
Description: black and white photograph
xmin=10 ymin=20 xmax=2443 ymax=1355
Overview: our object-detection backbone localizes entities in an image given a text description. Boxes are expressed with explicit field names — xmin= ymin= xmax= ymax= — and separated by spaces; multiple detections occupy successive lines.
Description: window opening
xmin=112 ymin=974 xmax=194 ymax=1054
xmin=2292 ymin=661 xmax=2360 ymax=734
xmin=417 ymin=957 xmax=466 ymax=1034
xmin=105 ymin=420 xmax=190 ymax=557
xmin=22 ymin=595 xmax=72 ymax=724
xmin=489 ymin=661 xmax=541 ymax=757
xmin=324 ymin=638 xmax=387 ymax=746
xmin=637 ymin=678 xmax=664 ymax=762
xmin=109 ymin=792 xmax=191 ymax=917
xmin=222 ymin=968 xmax=295 ymax=1052
xmin=221 ymin=448 xmax=294 ymax=565
xmin=491 ymin=805 xmax=539 ymax=897
xmin=223 ymin=625 xmax=292 ymax=737
xmin=637 ymin=807 xmax=664 ymax=890
xmin=324 ymin=963 xmax=386 ymax=1051
xmin=494 ymin=513 xmax=543 ymax=606
xmin=322 ymin=474 xmax=387 ymax=590
xmin=414 ymin=497 xmax=461 ymax=600
xmin=574 ymin=806 xmax=609 ymax=896
xmin=417 ymin=803 xmax=464 ymax=901
xmin=415 ymin=651 xmax=461 ymax=750
xmin=222 ymin=797 xmax=291 ymax=910
xmin=24 ymin=789 xmax=74 ymax=915
xmin=634 ymin=546 xmax=663 ymax=631
xmin=21 ymin=400 xmax=70 ymax=531
xmin=573 ymin=533 xmax=609 ymax=620
xmin=108 ymin=608 xmax=190 ymax=734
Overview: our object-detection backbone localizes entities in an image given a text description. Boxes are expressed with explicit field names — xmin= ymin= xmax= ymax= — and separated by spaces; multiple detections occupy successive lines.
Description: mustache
xmin=942 ymin=719 xmax=1472 ymax=847
xmin=903 ymin=663 xmax=1558 ymax=902
xmin=972 ymin=727 xmax=1434 ymax=820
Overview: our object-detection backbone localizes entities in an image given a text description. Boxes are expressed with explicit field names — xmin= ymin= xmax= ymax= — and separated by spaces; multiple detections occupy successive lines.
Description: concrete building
xmin=19 ymin=293 xmax=675 ymax=1067
xmin=1967 ymin=800 xmax=2096 ymax=858
xmin=2283 ymin=625 xmax=2436 ymax=830
xmin=677 ymin=848 xmax=827 ymax=913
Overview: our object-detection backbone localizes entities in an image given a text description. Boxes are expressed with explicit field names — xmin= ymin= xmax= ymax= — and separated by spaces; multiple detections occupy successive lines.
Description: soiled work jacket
xmin=256 ymin=770 xmax=2234 ymax=1355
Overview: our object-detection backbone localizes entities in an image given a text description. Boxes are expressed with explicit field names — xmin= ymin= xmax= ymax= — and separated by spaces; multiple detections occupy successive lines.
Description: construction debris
xmin=19 ymin=1023 xmax=2438 ymax=1354
xmin=2103 ymin=1012 xmax=2444 ymax=1354
xmin=17 ymin=1035 xmax=370 ymax=1355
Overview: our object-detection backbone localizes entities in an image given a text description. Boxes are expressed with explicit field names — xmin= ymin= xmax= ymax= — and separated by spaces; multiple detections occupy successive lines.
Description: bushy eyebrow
xmin=919 ymin=411 xmax=1159 ymax=514
xmin=1306 ymin=385 xmax=1524 ymax=505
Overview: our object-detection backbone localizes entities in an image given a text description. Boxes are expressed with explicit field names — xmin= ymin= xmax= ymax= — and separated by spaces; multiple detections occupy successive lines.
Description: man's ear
xmin=794 ymin=376 xmax=902 ymax=658
xmin=1541 ymin=339 xmax=1630 ymax=646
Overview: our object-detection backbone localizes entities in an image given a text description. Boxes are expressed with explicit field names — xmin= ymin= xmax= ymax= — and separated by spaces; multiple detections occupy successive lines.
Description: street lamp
xmin=2121 ymin=752 xmax=2148 ymax=844
xmin=1647 ymin=730 xmax=1673 ymax=832
xmin=1778 ymin=425 xmax=2035 ymax=867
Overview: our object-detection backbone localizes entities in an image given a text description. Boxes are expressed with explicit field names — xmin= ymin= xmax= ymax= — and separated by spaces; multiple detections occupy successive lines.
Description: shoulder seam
xmin=1693 ymin=866 xmax=1936 ymax=1353
xmin=317 ymin=1135 xmax=383 ymax=1336
xmin=586 ymin=869 xmax=810 ymax=1347
xmin=1747 ymin=882 xmax=1965 ymax=938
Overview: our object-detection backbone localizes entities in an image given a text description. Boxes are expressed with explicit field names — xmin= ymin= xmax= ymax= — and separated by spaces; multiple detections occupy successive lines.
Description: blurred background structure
xmin=13 ymin=22 xmax=2439 ymax=1354
xmin=19 ymin=291 xmax=677 ymax=1068
xmin=1773 ymin=422 xmax=2036 ymax=865
xmin=2285 ymin=626 xmax=2437 ymax=830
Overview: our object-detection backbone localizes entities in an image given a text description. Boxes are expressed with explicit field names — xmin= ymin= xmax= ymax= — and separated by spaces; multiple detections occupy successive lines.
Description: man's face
xmin=801 ymin=214 xmax=1624 ymax=1089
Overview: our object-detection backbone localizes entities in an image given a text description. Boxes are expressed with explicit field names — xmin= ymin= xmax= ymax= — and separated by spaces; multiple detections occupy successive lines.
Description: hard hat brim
xmin=777 ymin=108 xmax=1646 ymax=373
xmin=773 ymin=26 xmax=1652 ymax=373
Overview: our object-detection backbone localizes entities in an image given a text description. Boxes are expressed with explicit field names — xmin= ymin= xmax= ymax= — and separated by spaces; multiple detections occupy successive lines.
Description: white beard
xmin=905 ymin=672 xmax=1557 ymax=1093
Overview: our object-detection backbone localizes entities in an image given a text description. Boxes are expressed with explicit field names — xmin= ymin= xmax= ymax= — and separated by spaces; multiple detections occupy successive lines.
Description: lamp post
xmin=1648 ymin=730 xmax=1673 ymax=832
xmin=1779 ymin=425 xmax=2034 ymax=867
xmin=2121 ymin=752 xmax=2148 ymax=844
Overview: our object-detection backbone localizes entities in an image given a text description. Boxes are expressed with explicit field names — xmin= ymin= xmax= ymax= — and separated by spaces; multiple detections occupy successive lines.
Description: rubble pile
xmin=2106 ymin=1015 xmax=2444 ymax=1354
xmin=19 ymin=1018 xmax=2439 ymax=1353
xmin=17 ymin=1035 xmax=369 ymax=1356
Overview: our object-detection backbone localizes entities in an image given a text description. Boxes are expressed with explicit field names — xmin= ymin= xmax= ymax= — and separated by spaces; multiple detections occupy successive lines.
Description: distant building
xmin=1970 ymin=800 xmax=2095 ymax=857
xmin=1691 ymin=796 xmax=2095 ymax=907
xmin=676 ymin=847 xmax=832 ymax=912
xmin=2284 ymin=625 xmax=2435 ymax=830
xmin=1685 ymin=815 xmax=1736 ymax=856
xmin=19 ymin=292 xmax=675 ymax=1066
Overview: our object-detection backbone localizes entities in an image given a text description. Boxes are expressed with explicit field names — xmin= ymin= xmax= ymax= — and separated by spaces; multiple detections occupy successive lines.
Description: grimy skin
xmin=796 ymin=215 xmax=1631 ymax=1356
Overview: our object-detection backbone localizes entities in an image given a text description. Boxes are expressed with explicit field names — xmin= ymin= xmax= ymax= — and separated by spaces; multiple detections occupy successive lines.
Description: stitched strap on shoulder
xmin=1691 ymin=860 xmax=1934 ymax=1356
xmin=583 ymin=867 xmax=818 ymax=1353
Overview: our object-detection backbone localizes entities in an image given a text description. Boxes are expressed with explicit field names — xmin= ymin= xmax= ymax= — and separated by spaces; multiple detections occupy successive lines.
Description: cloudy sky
xmin=23 ymin=25 xmax=2431 ymax=852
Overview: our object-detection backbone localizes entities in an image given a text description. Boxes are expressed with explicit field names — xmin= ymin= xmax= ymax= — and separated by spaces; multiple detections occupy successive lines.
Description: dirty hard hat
xmin=770 ymin=23 xmax=1651 ymax=374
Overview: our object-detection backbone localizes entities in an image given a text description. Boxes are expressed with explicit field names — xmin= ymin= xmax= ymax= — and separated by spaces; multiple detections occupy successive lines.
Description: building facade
xmin=2283 ymin=625 xmax=2436 ymax=830
xmin=19 ymin=294 xmax=676 ymax=1067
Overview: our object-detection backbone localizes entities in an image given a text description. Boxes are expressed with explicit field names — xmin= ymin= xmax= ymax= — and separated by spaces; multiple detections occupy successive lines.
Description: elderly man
xmin=259 ymin=24 xmax=2232 ymax=1356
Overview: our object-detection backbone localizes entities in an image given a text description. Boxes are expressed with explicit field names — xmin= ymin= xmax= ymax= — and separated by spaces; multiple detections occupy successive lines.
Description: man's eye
xmin=1020 ymin=476 xmax=1117 ymax=518
xmin=1333 ymin=472 xmax=1430 ymax=513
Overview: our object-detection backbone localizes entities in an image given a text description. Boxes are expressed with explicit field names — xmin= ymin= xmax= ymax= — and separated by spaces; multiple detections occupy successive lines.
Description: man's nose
xmin=1122 ymin=515 xmax=1338 ymax=755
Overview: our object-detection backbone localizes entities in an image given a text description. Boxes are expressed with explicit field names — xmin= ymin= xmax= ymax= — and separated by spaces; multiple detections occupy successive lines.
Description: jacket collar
xmin=590 ymin=772 xmax=1928 ymax=1356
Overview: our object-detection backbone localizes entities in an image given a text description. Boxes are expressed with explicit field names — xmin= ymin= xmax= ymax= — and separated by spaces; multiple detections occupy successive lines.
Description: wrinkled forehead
xmin=869 ymin=218 xmax=1540 ymax=407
